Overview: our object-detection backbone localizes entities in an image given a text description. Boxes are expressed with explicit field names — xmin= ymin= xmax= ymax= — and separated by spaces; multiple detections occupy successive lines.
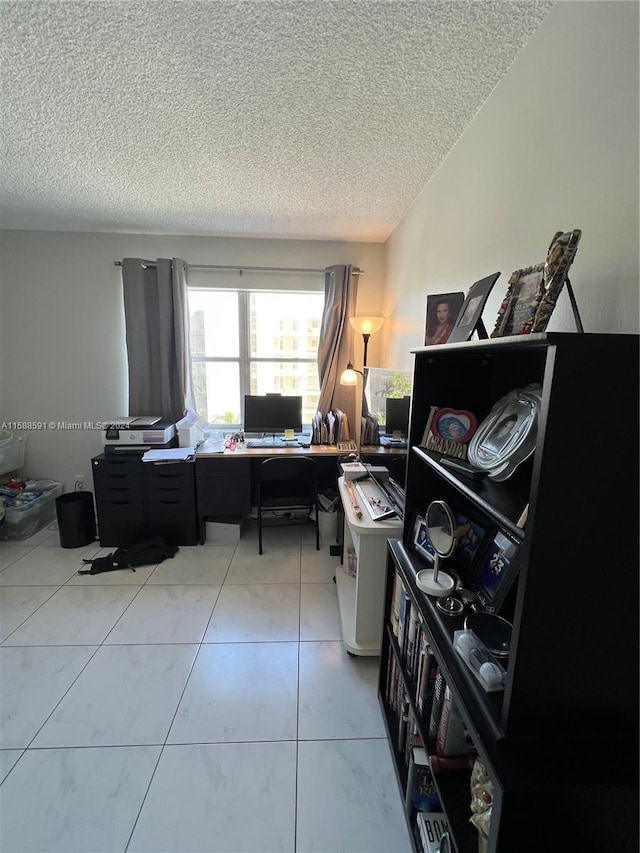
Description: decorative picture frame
xmin=530 ymin=229 xmax=582 ymax=333
xmin=471 ymin=529 xmax=520 ymax=613
xmin=468 ymin=383 xmax=542 ymax=481
xmin=454 ymin=512 xmax=488 ymax=570
xmin=432 ymin=407 xmax=478 ymax=443
xmin=413 ymin=514 xmax=435 ymax=562
xmin=490 ymin=263 xmax=545 ymax=338
xmin=421 ymin=404 xmax=479 ymax=461
xmin=447 ymin=272 xmax=501 ymax=344
xmin=424 ymin=292 xmax=465 ymax=346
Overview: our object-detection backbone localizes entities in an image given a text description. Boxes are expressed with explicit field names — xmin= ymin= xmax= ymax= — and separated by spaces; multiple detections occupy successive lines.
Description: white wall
xmin=383 ymin=1 xmax=640 ymax=371
xmin=0 ymin=231 xmax=385 ymax=489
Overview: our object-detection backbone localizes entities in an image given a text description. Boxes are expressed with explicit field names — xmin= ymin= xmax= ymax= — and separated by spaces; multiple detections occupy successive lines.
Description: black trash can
xmin=55 ymin=491 xmax=96 ymax=548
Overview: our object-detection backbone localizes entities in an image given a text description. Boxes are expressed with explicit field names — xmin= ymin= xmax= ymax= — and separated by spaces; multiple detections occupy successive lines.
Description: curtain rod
xmin=113 ymin=261 xmax=363 ymax=275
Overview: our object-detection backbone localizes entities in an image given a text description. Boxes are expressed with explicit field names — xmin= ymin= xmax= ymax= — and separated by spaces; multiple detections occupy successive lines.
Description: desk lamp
xmin=340 ymin=361 xmax=364 ymax=457
xmin=349 ymin=317 xmax=384 ymax=368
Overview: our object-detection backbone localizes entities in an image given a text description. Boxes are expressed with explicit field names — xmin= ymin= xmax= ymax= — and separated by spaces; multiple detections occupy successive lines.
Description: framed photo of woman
xmin=424 ymin=292 xmax=465 ymax=346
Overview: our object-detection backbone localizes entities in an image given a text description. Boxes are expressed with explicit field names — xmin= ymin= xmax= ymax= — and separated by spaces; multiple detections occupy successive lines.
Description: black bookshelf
xmin=378 ymin=333 xmax=639 ymax=853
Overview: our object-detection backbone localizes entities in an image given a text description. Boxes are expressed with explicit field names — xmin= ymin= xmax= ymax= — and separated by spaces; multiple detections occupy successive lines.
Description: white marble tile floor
xmin=0 ymin=521 xmax=412 ymax=853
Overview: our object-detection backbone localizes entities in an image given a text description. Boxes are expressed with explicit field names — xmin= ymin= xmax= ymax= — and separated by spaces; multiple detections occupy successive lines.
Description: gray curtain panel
xmin=122 ymin=258 xmax=195 ymax=423
xmin=316 ymin=264 xmax=359 ymax=435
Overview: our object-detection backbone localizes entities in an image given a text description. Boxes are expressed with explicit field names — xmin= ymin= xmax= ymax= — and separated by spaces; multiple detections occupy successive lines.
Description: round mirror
xmin=416 ymin=500 xmax=457 ymax=598
xmin=426 ymin=500 xmax=457 ymax=558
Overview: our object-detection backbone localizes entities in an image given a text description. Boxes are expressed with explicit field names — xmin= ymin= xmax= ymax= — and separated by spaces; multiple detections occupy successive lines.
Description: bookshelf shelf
xmin=378 ymin=333 xmax=639 ymax=853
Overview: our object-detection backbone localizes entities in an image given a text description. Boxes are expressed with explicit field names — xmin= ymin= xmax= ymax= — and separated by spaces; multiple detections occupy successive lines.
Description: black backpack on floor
xmin=78 ymin=536 xmax=179 ymax=575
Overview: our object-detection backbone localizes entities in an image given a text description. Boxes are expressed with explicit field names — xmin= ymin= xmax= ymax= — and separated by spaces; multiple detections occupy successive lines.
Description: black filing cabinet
xmin=92 ymin=453 xmax=198 ymax=546
xmin=92 ymin=454 xmax=147 ymax=546
xmin=144 ymin=461 xmax=199 ymax=545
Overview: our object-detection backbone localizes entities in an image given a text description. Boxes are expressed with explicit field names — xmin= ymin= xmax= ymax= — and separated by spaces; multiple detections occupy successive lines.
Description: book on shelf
xmin=416 ymin=643 xmax=438 ymax=722
xmin=397 ymin=688 xmax=410 ymax=752
xmin=404 ymin=708 xmax=422 ymax=770
xmin=416 ymin=812 xmax=451 ymax=853
xmin=436 ymin=684 xmax=474 ymax=757
xmin=391 ymin=571 xmax=406 ymax=640
xmin=397 ymin=585 xmax=410 ymax=653
xmin=427 ymin=669 xmax=446 ymax=750
xmin=404 ymin=600 xmax=419 ymax=670
xmin=405 ymin=746 xmax=442 ymax=817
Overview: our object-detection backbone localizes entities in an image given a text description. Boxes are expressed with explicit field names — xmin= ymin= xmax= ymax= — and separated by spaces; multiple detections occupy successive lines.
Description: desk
xmin=195 ymin=444 xmax=406 ymax=543
xmin=92 ymin=445 xmax=406 ymax=547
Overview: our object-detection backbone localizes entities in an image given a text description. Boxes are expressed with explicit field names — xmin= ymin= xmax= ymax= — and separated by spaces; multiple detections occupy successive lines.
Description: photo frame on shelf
xmin=454 ymin=512 xmax=488 ymax=572
xmin=424 ymin=292 xmax=465 ymax=346
xmin=413 ymin=513 xmax=435 ymax=563
xmin=470 ymin=529 xmax=520 ymax=613
xmin=447 ymin=272 xmax=501 ymax=344
xmin=490 ymin=263 xmax=545 ymax=338
xmin=467 ymin=383 xmax=542 ymax=481
xmin=420 ymin=404 xmax=479 ymax=461
xmin=530 ymin=228 xmax=582 ymax=333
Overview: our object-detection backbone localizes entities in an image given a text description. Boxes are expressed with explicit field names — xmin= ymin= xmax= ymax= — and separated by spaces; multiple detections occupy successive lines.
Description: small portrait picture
xmin=458 ymin=295 xmax=483 ymax=328
xmin=424 ymin=292 xmax=465 ymax=346
xmin=454 ymin=513 xmax=487 ymax=568
xmin=413 ymin=514 xmax=435 ymax=562
xmin=448 ymin=272 xmax=501 ymax=344
xmin=483 ymin=413 xmax=520 ymax=454
xmin=432 ymin=407 xmax=478 ymax=444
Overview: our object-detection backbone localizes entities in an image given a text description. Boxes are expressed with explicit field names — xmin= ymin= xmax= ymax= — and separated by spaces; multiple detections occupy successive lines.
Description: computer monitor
xmin=243 ymin=395 xmax=303 ymax=436
xmin=385 ymin=396 xmax=411 ymax=439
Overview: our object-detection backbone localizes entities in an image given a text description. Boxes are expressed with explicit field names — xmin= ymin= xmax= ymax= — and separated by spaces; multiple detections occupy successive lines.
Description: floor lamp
xmin=349 ymin=317 xmax=384 ymax=368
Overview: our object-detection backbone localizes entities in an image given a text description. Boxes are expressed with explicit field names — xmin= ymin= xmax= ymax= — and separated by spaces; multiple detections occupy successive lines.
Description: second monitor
xmin=243 ymin=394 xmax=303 ymax=438
xmin=382 ymin=396 xmax=411 ymax=445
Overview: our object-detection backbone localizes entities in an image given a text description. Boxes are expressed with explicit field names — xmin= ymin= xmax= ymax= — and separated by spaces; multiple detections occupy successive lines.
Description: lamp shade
xmin=340 ymin=362 xmax=361 ymax=386
xmin=349 ymin=316 xmax=384 ymax=336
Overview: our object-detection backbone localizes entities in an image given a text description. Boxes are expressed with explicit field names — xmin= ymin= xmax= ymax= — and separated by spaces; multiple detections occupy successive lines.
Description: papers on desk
xmin=142 ymin=447 xmax=195 ymax=463
xmin=353 ymin=478 xmax=398 ymax=521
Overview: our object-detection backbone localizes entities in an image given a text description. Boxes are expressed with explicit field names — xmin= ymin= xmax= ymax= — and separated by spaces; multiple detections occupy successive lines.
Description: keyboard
xmin=245 ymin=436 xmax=308 ymax=449
xmin=379 ymin=436 xmax=407 ymax=448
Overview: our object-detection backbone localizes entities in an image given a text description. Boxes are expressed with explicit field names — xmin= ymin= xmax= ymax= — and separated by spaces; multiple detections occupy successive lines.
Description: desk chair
xmin=257 ymin=456 xmax=320 ymax=555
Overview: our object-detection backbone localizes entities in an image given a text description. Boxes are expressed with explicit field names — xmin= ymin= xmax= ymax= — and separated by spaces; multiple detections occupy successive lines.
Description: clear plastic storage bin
xmin=0 ymin=480 xmax=63 ymax=541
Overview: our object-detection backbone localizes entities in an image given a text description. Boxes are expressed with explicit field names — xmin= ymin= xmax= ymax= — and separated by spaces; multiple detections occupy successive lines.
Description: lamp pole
xmin=362 ymin=334 xmax=371 ymax=368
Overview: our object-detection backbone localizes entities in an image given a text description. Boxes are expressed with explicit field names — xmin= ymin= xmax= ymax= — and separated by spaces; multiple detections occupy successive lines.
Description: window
xmin=189 ymin=287 xmax=324 ymax=430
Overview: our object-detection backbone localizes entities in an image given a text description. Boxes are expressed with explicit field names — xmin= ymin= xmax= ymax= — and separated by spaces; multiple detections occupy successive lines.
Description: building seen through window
xmin=189 ymin=288 xmax=324 ymax=431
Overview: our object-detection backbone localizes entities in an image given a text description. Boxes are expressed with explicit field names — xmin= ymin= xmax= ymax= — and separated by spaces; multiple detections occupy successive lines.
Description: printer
xmin=102 ymin=417 xmax=177 ymax=449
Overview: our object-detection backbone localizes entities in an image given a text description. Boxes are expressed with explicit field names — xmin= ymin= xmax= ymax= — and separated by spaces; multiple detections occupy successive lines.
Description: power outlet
xmin=74 ymin=474 xmax=85 ymax=491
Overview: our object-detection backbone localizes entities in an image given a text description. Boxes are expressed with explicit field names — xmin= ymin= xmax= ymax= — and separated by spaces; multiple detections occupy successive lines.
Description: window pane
xmin=189 ymin=291 xmax=239 ymax=357
xmin=250 ymin=362 xmax=320 ymax=425
xmin=250 ymin=293 xmax=324 ymax=358
xmin=193 ymin=361 xmax=241 ymax=425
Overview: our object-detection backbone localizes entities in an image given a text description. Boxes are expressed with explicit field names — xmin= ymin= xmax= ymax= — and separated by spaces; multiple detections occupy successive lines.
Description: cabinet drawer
xmin=92 ymin=456 xmax=144 ymax=477
xmin=144 ymin=472 xmax=194 ymax=495
xmin=95 ymin=500 xmax=147 ymax=547
xmin=147 ymin=501 xmax=199 ymax=545
xmin=94 ymin=480 xmax=146 ymax=502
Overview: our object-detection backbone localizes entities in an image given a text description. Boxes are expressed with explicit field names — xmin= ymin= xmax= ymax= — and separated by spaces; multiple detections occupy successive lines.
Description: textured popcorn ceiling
xmin=0 ymin=1 xmax=554 ymax=242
